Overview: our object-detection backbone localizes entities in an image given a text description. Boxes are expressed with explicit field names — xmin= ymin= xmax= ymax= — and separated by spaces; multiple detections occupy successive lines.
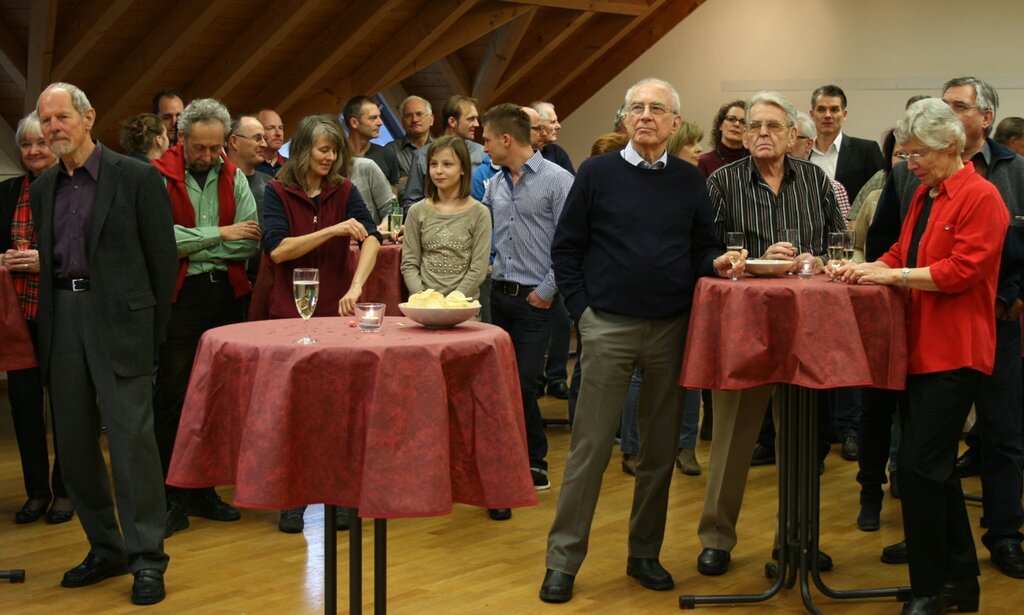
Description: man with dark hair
xmin=481 ymin=103 xmax=573 ymax=522
xmin=33 ymin=82 xmax=177 ymax=605
xmin=541 ymin=79 xmax=733 ymax=603
xmin=256 ymin=108 xmax=287 ymax=176
xmin=869 ymin=76 xmax=1024 ymax=580
xmin=151 ymin=89 xmax=184 ymax=147
xmin=808 ymin=84 xmax=884 ymax=204
xmin=386 ymin=95 xmax=434 ymax=202
xmin=151 ymin=98 xmax=260 ymax=538
xmin=403 ymin=95 xmax=484 ymax=209
xmin=994 ymin=116 xmax=1024 ymax=156
xmin=342 ymin=95 xmax=399 ymax=192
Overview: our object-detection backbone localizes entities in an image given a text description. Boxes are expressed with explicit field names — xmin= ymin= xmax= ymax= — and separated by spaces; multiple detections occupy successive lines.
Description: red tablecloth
xmin=248 ymin=241 xmax=406 ymax=321
xmin=0 ymin=266 xmax=36 ymax=372
xmin=681 ymin=274 xmax=907 ymax=390
xmin=167 ymin=317 xmax=537 ymax=518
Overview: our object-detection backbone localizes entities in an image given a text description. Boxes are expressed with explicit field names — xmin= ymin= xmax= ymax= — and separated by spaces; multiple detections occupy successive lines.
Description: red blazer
xmin=879 ymin=163 xmax=1008 ymax=375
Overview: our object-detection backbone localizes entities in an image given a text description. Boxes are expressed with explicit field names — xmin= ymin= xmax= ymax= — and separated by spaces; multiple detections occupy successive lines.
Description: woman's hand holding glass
xmin=833 ymin=261 xmax=895 ymax=285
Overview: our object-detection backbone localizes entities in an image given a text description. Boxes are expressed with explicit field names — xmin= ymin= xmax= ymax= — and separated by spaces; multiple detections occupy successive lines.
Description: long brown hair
xmin=276 ymin=114 xmax=351 ymax=192
xmin=425 ymin=135 xmax=471 ymax=200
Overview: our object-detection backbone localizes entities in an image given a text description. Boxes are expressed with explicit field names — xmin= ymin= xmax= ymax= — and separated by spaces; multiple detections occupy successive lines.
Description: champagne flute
xmin=843 ymin=229 xmax=855 ymax=261
xmin=725 ymin=232 xmax=744 ymax=281
xmin=827 ymin=231 xmax=844 ymax=281
xmin=782 ymin=228 xmax=800 ymax=274
xmin=388 ymin=211 xmax=404 ymax=242
xmin=293 ymin=268 xmax=320 ymax=344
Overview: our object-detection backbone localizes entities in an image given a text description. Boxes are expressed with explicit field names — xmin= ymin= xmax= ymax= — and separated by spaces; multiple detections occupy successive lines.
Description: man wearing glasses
xmin=386 ymin=95 xmax=434 ymax=203
xmin=225 ymin=114 xmax=272 ymax=283
xmin=541 ymin=78 xmax=735 ymax=603
xmin=695 ymin=91 xmax=844 ymax=578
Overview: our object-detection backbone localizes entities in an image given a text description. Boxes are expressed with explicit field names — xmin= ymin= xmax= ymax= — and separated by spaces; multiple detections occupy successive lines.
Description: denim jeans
xmin=619 ymin=367 xmax=699 ymax=454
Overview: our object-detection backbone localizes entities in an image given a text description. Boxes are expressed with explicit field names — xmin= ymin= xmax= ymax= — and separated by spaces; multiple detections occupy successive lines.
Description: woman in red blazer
xmin=837 ymin=98 xmax=1008 ymax=615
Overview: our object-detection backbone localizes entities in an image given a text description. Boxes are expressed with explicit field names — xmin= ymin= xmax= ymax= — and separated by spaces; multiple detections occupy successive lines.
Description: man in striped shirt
xmin=481 ymin=103 xmax=574 ymax=509
xmin=696 ymin=91 xmax=845 ymax=578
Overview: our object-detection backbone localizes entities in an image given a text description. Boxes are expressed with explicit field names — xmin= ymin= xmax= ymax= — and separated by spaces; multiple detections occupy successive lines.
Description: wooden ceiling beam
xmin=437 ymin=54 xmax=472 ymax=96
xmin=91 ymin=0 xmax=233 ymax=135
xmin=24 ymin=0 xmax=58 ymax=115
xmin=281 ymin=0 xmax=481 ymax=123
xmin=499 ymin=0 xmax=646 ymax=15
xmin=184 ymin=0 xmax=320 ymax=103
xmin=0 ymin=18 xmax=27 ymax=95
xmin=50 ymin=0 xmax=135 ymax=81
xmin=472 ymin=9 xmax=535 ymax=104
xmin=255 ymin=0 xmax=404 ymax=117
xmin=539 ymin=0 xmax=702 ymax=115
xmin=486 ymin=9 xmax=597 ymax=105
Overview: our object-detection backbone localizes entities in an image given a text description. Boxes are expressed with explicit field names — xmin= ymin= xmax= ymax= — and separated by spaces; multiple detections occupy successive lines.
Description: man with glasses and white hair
xmin=386 ymin=95 xmax=434 ymax=202
xmin=868 ymin=76 xmax=1024 ymax=581
xmin=540 ymin=78 xmax=736 ymax=603
xmin=695 ymin=91 xmax=845 ymax=578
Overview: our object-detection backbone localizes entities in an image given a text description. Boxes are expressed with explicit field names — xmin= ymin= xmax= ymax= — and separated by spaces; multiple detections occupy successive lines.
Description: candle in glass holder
xmin=355 ymin=302 xmax=385 ymax=332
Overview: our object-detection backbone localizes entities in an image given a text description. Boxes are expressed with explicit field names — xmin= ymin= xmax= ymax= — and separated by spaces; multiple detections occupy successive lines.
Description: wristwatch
xmin=901 ymin=267 xmax=911 ymax=287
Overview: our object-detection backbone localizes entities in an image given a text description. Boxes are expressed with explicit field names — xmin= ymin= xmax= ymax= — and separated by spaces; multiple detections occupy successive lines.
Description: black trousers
xmin=856 ymin=387 xmax=900 ymax=503
xmin=153 ymin=274 xmax=244 ymax=482
xmin=900 ymin=369 xmax=981 ymax=595
xmin=6 ymin=319 xmax=65 ymax=500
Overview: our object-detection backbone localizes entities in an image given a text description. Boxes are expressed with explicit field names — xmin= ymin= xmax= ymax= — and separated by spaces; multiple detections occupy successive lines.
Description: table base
xmin=324 ymin=505 xmax=387 ymax=615
xmin=679 ymin=385 xmax=911 ymax=614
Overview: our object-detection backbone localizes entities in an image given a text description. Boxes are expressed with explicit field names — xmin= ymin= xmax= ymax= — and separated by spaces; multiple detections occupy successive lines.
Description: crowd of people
xmin=2 ymin=74 xmax=1023 ymax=614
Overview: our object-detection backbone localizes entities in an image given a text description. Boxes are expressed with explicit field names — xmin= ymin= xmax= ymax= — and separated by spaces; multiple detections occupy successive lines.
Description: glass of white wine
xmin=388 ymin=212 xmax=404 ymax=243
xmin=725 ymin=231 xmax=744 ymax=281
xmin=827 ymin=232 xmax=844 ymax=281
xmin=843 ymin=229 xmax=855 ymax=261
xmin=293 ymin=268 xmax=319 ymax=344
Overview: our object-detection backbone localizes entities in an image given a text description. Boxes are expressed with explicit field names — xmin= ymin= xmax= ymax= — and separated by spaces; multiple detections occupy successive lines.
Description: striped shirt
xmin=484 ymin=150 xmax=574 ymax=300
xmin=708 ymin=156 xmax=845 ymax=258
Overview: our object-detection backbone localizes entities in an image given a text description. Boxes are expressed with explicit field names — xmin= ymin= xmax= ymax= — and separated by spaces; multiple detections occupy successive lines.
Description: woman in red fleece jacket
xmin=837 ymin=98 xmax=1008 ymax=615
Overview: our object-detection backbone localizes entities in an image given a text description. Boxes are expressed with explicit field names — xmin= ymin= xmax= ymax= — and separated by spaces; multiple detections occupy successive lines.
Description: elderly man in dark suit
xmin=31 ymin=82 xmax=177 ymax=605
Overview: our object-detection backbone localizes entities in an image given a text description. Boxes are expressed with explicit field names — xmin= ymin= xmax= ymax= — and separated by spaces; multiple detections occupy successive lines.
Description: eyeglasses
xmin=723 ymin=115 xmax=746 ymax=126
xmin=403 ymin=111 xmax=430 ymax=120
xmin=746 ymin=120 xmax=789 ymax=133
xmin=895 ymin=152 xmax=928 ymax=164
xmin=234 ymin=133 xmax=266 ymax=143
xmin=946 ymin=101 xmax=981 ymax=113
xmin=628 ymin=102 xmax=673 ymax=117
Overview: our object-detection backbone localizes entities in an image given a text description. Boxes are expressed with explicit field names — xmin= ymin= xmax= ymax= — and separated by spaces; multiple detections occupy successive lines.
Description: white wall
xmin=558 ymin=0 xmax=1024 ymax=164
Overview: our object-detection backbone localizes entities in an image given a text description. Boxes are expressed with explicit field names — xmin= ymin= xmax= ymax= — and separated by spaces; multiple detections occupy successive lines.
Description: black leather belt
xmin=186 ymin=270 xmax=227 ymax=283
xmin=54 ymin=278 xmax=90 ymax=292
xmin=492 ymin=280 xmax=536 ymax=297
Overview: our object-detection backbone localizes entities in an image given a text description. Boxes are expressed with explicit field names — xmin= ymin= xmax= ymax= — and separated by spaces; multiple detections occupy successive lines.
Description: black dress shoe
xmin=900 ymin=594 xmax=947 ymax=615
xmin=164 ymin=498 xmax=189 ymax=538
xmin=539 ymin=568 xmax=574 ymax=603
xmin=279 ymin=507 xmax=305 ymax=533
xmin=47 ymin=507 xmax=75 ymax=524
xmin=14 ymin=499 xmax=48 ymax=524
xmin=881 ymin=540 xmax=908 ymax=564
xmin=696 ymin=548 xmax=730 ymax=576
xmin=488 ymin=508 xmax=512 ymax=521
xmin=991 ymin=542 xmax=1024 ymax=578
xmin=626 ymin=557 xmax=674 ymax=590
xmin=185 ymin=488 xmax=241 ymax=521
xmin=131 ymin=569 xmax=166 ymax=605
xmin=841 ymin=435 xmax=859 ymax=461
xmin=336 ymin=506 xmax=352 ymax=531
xmin=941 ymin=578 xmax=980 ymax=613
xmin=857 ymin=501 xmax=881 ymax=531
xmin=750 ymin=444 xmax=775 ymax=466
xmin=547 ymin=381 xmax=569 ymax=399
xmin=61 ymin=553 xmax=128 ymax=588
xmin=771 ymin=547 xmax=833 ymax=571
xmin=890 ymin=470 xmax=901 ymax=499
xmin=955 ymin=448 xmax=979 ymax=478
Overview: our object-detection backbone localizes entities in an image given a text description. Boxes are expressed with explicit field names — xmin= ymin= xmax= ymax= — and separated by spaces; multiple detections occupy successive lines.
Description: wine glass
xmin=827 ymin=232 xmax=844 ymax=281
xmin=292 ymin=268 xmax=320 ymax=344
xmin=843 ymin=229 xmax=855 ymax=262
xmin=782 ymin=228 xmax=800 ymax=274
xmin=725 ymin=232 xmax=744 ymax=281
xmin=388 ymin=212 xmax=404 ymax=242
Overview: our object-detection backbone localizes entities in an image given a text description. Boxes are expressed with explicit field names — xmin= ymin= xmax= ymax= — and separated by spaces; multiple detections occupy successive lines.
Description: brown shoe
xmin=676 ymin=448 xmax=701 ymax=475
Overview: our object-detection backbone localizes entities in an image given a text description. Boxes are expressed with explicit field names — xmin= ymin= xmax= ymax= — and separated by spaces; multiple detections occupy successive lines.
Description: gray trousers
xmin=49 ymin=289 xmax=168 ymax=571
xmin=546 ymin=307 xmax=688 ymax=575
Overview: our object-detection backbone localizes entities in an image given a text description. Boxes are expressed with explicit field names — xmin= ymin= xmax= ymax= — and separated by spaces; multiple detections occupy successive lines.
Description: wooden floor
xmin=0 ymin=390 xmax=1017 ymax=614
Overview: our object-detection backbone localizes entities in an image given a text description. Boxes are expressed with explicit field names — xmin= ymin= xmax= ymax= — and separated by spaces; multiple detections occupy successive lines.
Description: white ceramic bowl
xmin=744 ymin=259 xmax=793 ymax=278
xmin=399 ymin=303 xmax=480 ymax=328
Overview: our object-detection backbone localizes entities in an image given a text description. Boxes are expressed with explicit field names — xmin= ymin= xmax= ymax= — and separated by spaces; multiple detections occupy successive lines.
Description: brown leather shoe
xmin=676 ymin=448 xmax=701 ymax=476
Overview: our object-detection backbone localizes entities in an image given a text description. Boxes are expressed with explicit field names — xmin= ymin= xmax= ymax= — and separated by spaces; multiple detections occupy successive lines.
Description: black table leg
xmin=325 ymin=504 xmax=337 ymax=615
xmin=374 ymin=519 xmax=387 ymax=615
xmin=350 ymin=508 xmax=362 ymax=615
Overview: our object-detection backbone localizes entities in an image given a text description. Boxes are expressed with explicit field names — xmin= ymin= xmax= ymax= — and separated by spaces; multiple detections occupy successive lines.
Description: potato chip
xmin=407 ymin=289 xmax=481 ymax=309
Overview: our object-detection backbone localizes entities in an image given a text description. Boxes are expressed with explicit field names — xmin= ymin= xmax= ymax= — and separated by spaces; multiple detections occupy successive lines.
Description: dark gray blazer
xmin=835 ymin=134 xmax=884 ymax=203
xmin=30 ymin=145 xmax=177 ymax=379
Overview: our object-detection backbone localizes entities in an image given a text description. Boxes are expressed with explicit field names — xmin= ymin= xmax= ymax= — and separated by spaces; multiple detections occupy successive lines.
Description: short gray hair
xmin=530 ymin=101 xmax=555 ymax=122
xmin=39 ymin=82 xmax=92 ymax=115
xmin=895 ymin=98 xmax=965 ymax=154
xmin=15 ymin=111 xmax=42 ymax=144
xmin=794 ymin=112 xmax=816 ymax=139
xmin=178 ymin=98 xmax=231 ymax=139
xmin=400 ymin=95 xmax=432 ymax=116
xmin=624 ymin=78 xmax=681 ymax=114
xmin=747 ymin=91 xmax=798 ymax=127
xmin=943 ymin=76 xmax=998 ymax=137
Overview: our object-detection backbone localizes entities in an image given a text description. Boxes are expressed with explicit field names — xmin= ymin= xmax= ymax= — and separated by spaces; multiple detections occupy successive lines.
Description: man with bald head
xmin=541 ymin=78 xmax=733 ymax=603
xmin=256 ymin=108 xmax=287 ymax=176
xmin=386 ymin=95 xmax=434 ymax=202
xmin=32 ymin=82 xmax=176 ymax=604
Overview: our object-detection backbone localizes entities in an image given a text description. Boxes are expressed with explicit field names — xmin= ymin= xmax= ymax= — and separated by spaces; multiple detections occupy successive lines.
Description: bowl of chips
xmin=399 ymin=289 xmax=481 ymax=328
xmin=744 ymin=259 xmax=793 ymax=278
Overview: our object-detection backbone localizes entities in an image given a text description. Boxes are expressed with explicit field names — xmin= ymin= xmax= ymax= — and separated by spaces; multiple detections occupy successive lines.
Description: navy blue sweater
xmin=552 ymin=152 xmax=722 ymax=321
